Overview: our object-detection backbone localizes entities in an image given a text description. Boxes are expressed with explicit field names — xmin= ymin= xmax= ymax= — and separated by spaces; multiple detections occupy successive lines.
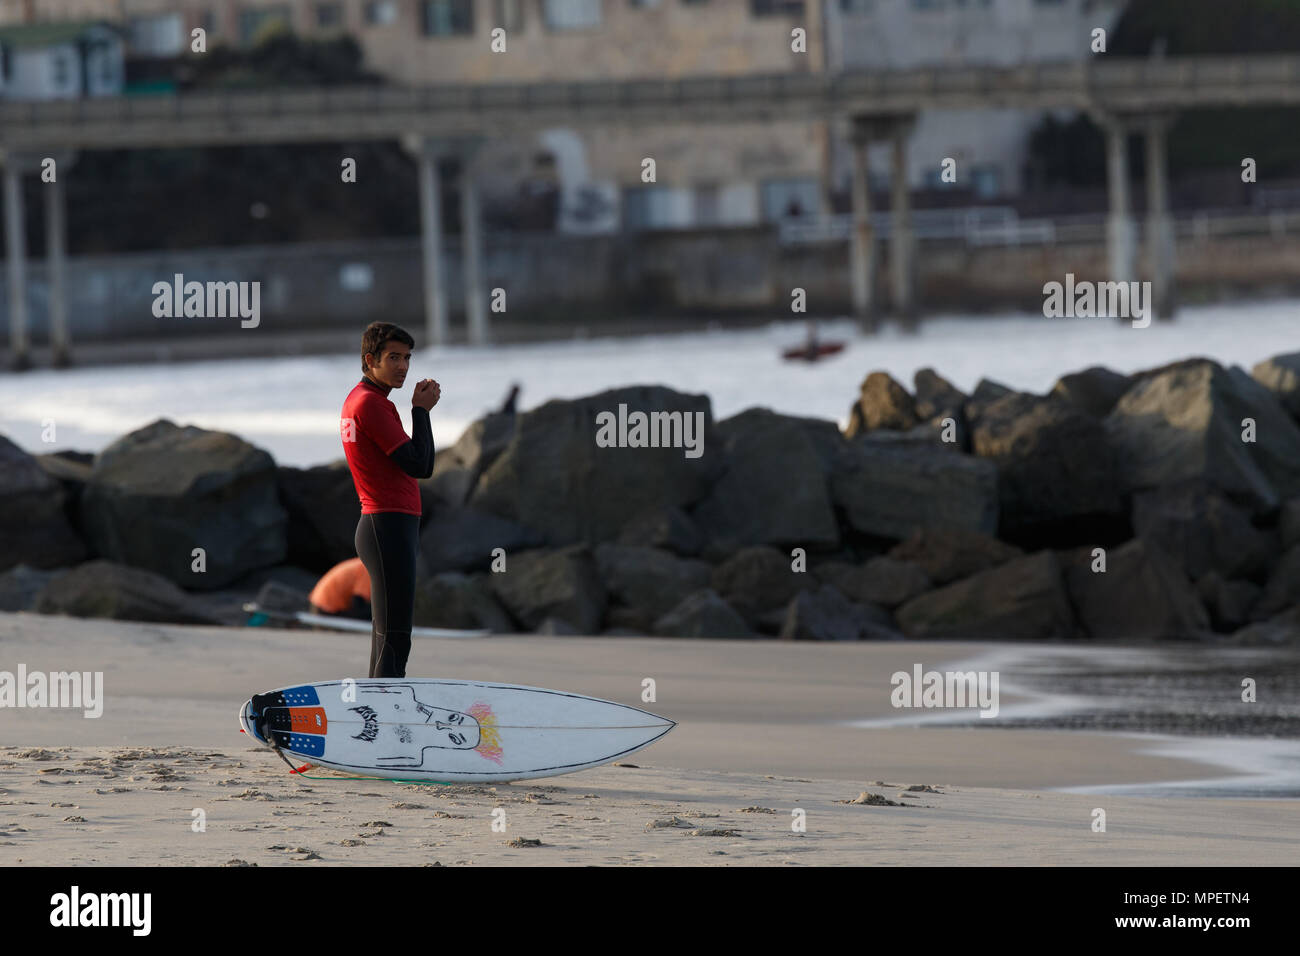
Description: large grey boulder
xmin=692 ymin=409 xmax=841 ymax=556
xmin=1283 ymin=498 xmax=1300 ymax=551
xmin=470 ymin=386 xmax=718 ymax=546
xmin=1063 ymin=538 xmax=1212 ymax=641
xmin=594 ymin=543 xmax=712 ymax=630
xmin=895 ymin=551 xmax=1075 ymax=641
xmin=830 ymin=442 xmax=999 ymax=540
xmin=413 ymin=571 xmax=515 ymax=633
xmin=422 ymin=413 xmax=517 ymax=509
xmin=0 ymin=436 xmax=87 ymax=572
xmin=779 ymin=584 xmax=900 ymax=641
xmin=1253 ymin=545 xmax=1300 ymax=621
xmin=616 ymin=505 xmax=704 ymax=556
xmin=1132 ymin=483 xmax=1275 ymax=581
xmin=652 ymin=589 xmax=755 ymax=638
xmin=487 ymin=545 xmax=606 ymax=633
xmin=1051 ymin=366 xmax=1132 ymax=418
xmin=276 ymin=461 xmax=360 ymax=572
xmin=913 ymin=368 xmax=968 ymax=422
xmin=79 ymin=420 xmax=286 ymax=589
xmin=815 ymin=557 xmax=932 ymax=608
xmin=1230 ymin=605 xmax=1300 ymax=645
xmin=887 ymin=527 xmax=1022 ymax=586
xmin=710 ymin=545 xmax=816 ymax=625
xmin=1104 ymin=360 xmax=1300 ymax=516
xmin=35 ymin=560 xmax=225 ymax=624
xmin=418 ymin=505 xmax=545 ymax=575
xmin=969 ymin=391 xmax=1124 ymax=540
xmin=1196 ymin=571 xmax=1263 ymax=632
xmin=1251 ymin=352 xmax=1300 ymax=421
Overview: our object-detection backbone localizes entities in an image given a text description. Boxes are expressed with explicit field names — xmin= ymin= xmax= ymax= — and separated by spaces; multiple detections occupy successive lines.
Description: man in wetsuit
xmin=339 ymin=322 xmax=439 ymax=678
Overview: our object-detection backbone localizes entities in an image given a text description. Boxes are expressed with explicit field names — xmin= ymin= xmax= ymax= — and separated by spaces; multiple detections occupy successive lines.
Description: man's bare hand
xmin=412 ymin=379 xmax=441 ymax=410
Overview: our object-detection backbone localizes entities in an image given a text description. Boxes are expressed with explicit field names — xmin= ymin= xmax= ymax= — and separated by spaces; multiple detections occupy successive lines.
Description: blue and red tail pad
xmin=249 ymin=685 xmax=327 ymax=757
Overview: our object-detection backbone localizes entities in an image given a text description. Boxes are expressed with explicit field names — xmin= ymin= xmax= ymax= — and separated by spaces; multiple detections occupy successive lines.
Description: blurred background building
xmin=2 ymin=0 xmax=1300 ymax=366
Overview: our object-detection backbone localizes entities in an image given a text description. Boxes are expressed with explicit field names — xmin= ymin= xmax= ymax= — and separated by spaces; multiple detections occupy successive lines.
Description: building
xmin=0 ymin=21 xmax=124 ymax=99
xmin=827 ymin=0 xmax=1127 ymax=199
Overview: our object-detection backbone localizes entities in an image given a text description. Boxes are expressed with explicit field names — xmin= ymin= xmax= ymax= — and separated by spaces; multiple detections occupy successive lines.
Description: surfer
xmin=340 ymin=322 xmax=439 ymax=678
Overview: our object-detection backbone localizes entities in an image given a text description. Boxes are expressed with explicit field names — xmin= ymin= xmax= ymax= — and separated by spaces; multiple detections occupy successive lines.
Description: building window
xmin=422 ymin=0 xmax=474 ymax=35
xmin=128 ymin=13 xmax=185 ymax=55
xmin=51 ymin=51 xmax=70 ymax=88
xmin=971 ymin=164 xmax=1001 ymax=198
xmin=543 ymin=0 xmax=602 ymax=30
xmin=316 ymin=3 xmax=344 ymax=28
xmin=198 ymin=9 xmax=218 ymax=36
xmin=839 ymin=0 xmax=873 ymax=12
xmin=750 ymin=0 xmax=805 ymax=14
xmin=494 ymin=0 xmax=525 ymax=30
xmin=761 ymin=179 xmax=820 ymax=220
xmin=364 ymin=1 xmax=398 ymax=25
xmin=240 ymin=6 xmax=292 ymax=44
xmin=624 ymin=187 xmax=676 ymax=230
xmin=693 ymin=184 xmax=720 ymax=226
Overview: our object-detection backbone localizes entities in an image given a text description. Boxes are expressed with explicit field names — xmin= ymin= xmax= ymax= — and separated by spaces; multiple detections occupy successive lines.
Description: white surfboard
xmin=293 ymin=611 xmax=490 ymax=639
xmin=238 ymin=678 xmax=675 ymax=783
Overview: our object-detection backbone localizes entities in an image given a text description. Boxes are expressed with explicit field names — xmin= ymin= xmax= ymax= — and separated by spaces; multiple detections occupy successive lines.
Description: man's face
xmin=366 ymin=340 xmax=411 ymax=389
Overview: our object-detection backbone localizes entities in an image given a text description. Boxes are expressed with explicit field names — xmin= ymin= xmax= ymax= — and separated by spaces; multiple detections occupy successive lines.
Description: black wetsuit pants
xmin=354 ymin=511 xmax=420 ymax=678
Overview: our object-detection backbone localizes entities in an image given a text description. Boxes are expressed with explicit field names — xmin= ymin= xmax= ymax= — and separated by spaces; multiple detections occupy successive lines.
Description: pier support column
xmin=458 ymin=142 xmax=489 ymax=346
xmin=848 ymin=122 xmax=878 ymax=334
xmin=45 ymin=151 xmax=76 ymax=367
xmin=1144 ymin=114 xmax=1177 ymax=321
xmin=403 ymin=135 xmax=449 ymax=347
xmin=3 ymin=156 xmax=30 ymax=370
xmin=889 ymin=117 xmax=917 ymax=327
xmin=1103 ymin=118 xmax=1138 ymax=292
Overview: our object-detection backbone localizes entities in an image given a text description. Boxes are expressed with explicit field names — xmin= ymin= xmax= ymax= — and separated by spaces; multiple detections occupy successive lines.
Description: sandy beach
xmin=3 ymin=611 xmax=1297 ymax=866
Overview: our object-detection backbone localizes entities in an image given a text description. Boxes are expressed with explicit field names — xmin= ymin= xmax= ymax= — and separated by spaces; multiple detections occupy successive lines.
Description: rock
xmin=691 ymin=409 xmax=840 ymax=556
xmin=1253 ymin=544 xmax=1300 ymax=621
xmin=537 ymin=616 xmax=581 ymax=636
xmin=1281 ymin=498 xmax=1300 ymax=550
xmin=35 ymin=450 xmax=94 ymax=542
xmin=413 ymin=572 xmax=515 ymax=633
xmin=710 ymin=546 xmax=815 ymax=625
xmin=593 ymin=544 xmax=712 ymax=630
xmin=963 ymin=378 xmax=1014 ymax=420
xmin=1230 ymin=605 xmax=1300 ymax=645
xmin=896 ymin=551 xmax=1074 ymax=641
xmin=1132 ymin=484 xmax=1274 ymax=581
xmin=34 ymin=560 xmax=225 ymax=624
xmin=470 ymin=386 xmax=718 ymax=546
xmin=0 ymin=563 xmax=59 ymax=612
xmin=1195 ymin=571 xmax=1263 ymax=632
xmin=276 ymin=462 xmax=360 ymax=572
xmin=616 ymin=505 xmax=704 ymax=556
xmin=852 ymin=422 xmax=963 ymax=454
xmin=845 ymin=371 xmax=918 ymax=436
xmin=779 ymin=585 xmax=896 ymax=641
xmin=887 ymin=527 xmax=1023 ymax=586
xmin=418 ymin=505 xmax=544 ymax=575
xmin=1050 ymin=366 xmax=1132 ymax=418
xmin=1105 ymin=360 xmax=1300 ymax=516
xmin=1064 ymin=538 xmax=1211 ymax=640
xmin=487 ymin=546 xmax=605 ymax=633
xmin=80 ymin=419 xmax=287 ymax=589
xmin=968 ymin=391 xmax=1124 ymax=542
xmin=830 ymin=443 xmax=999 ymax=540
xmin=0 ymin=436 xmax=87 ymax=572
xmin=1251 ymin=351 xmax=1300 ymax=420
xmin=422 ymin=413 xmax=517 ymax=508
xmin=652 ymin=589 xmax=754 ymax=638
xmin=815 ymin=557 xmax=932 ymax=608
xmin=913 ymin=368 xmax=968 ymax=422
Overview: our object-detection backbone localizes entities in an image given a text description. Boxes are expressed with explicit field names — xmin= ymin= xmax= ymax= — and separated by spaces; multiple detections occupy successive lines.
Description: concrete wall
xmin=6 ymin=228 xmax=1300 ymax=345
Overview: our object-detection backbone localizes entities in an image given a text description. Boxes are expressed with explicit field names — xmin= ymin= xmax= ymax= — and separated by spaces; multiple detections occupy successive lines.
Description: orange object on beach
xmin=309 ymin=558 xmax=372 ymax=613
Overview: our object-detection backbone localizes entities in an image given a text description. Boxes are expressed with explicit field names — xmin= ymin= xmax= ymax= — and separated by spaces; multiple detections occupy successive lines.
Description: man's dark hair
xmin=360 ymin=322 xmax=415 ymax=374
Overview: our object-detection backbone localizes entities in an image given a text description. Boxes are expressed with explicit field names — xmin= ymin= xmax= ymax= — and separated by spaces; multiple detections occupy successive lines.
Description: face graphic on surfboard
xmin=347 ymin=698 xmax=503 ymax=764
